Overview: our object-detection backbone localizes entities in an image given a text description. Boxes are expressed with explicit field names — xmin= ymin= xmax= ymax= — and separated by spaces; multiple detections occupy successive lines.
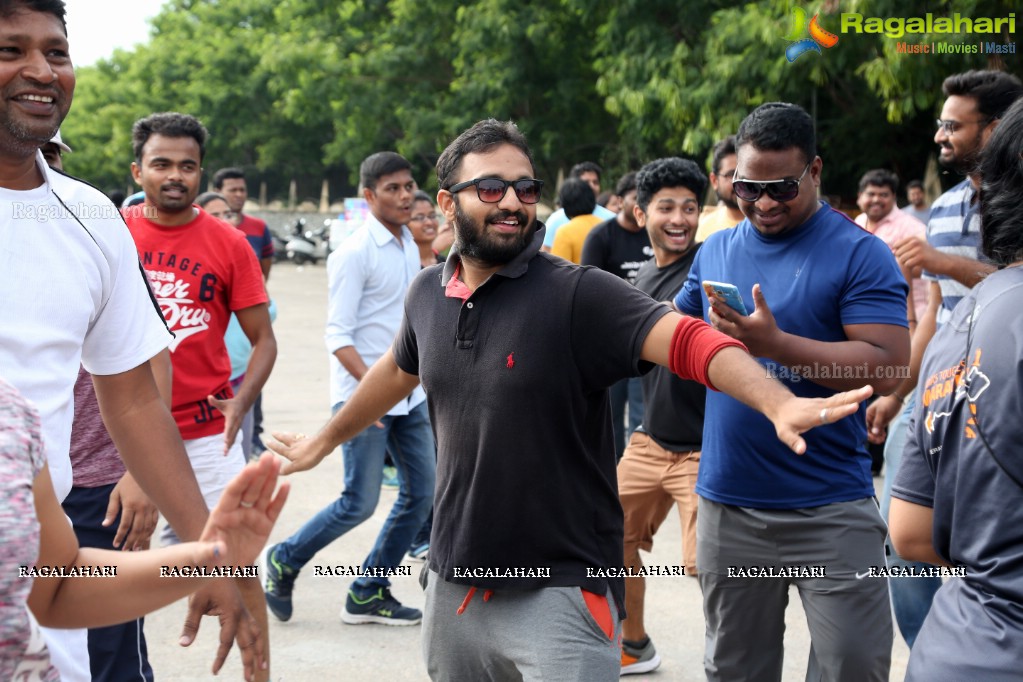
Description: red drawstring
xmin=456 ymin=587 xmax=494 ymax=615
xmin=456 ymin=586 xmax=476 ymax=615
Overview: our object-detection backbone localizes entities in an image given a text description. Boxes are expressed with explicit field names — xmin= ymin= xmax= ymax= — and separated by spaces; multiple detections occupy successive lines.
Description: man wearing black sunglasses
xmin=674 ymin=102 xmax=911 ymax=682
xmin=269 ymin=118 xmax=874 ymax=681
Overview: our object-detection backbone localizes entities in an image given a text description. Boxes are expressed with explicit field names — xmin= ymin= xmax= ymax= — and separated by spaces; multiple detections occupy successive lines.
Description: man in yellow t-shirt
xmin=695 ymin=136 xmax=745 ymax=242
xmin=551 ymin=178 xmax=603 ymax=263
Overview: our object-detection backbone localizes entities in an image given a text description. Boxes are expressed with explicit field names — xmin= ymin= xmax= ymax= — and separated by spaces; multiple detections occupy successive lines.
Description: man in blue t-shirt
xmin=674 ymin=103 xmax=909 ymax=682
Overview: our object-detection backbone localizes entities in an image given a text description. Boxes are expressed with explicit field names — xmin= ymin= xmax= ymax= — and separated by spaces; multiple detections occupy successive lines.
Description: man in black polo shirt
xmin=268 ymin=119 xmax=872 ymax=681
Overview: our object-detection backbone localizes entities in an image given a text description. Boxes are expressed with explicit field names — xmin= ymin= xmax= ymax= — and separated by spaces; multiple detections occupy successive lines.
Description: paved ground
xmin=144 ymin=261 xmax=910 ymax=681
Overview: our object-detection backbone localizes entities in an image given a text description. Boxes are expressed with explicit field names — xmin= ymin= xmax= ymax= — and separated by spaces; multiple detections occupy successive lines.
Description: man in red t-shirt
xmin=124 ymin=112 xmax=277 ymax=681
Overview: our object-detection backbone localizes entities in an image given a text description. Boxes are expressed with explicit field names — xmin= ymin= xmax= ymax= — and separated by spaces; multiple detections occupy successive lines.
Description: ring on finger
xmin=819 ymin=408 xmax=828 ymax=425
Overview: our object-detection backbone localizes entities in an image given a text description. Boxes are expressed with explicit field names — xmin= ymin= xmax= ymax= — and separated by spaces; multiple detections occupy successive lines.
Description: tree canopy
xmin=61 ymin=0 xmax=1021 ymax=204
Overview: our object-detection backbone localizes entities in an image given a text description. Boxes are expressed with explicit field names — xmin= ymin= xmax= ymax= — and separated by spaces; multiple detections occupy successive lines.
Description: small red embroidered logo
xmin=506 ymin=352 xmax=515 ymax=368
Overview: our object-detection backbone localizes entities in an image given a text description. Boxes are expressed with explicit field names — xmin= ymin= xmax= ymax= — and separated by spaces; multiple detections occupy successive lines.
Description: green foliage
xmin=61 ymin=0 xmax=1023 ymax=204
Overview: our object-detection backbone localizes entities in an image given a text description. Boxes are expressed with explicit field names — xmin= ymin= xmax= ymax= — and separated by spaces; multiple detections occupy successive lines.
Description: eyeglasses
xmin=732 ymin=162 xmax=811 ymax=203
xmin=447 ymin=178 xmax=544 ymax=204
xmin=936 ymin=117 xmax=993 ymax=135
xmin=409 ymin=212 xmax=439 ymax=223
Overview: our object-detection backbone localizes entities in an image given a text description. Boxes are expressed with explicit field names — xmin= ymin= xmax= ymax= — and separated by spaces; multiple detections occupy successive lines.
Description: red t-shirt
xmin=125 ymin=207 xmax=268 ymax=440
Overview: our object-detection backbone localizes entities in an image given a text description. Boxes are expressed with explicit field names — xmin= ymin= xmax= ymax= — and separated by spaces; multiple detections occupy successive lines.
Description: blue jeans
xmin=609 ymin=377 xmax=645 ymax=460
xmin=880 ymin=395 xmax=941 ymax=649
xmin=276 ymin=400 xmax=435 ymax=593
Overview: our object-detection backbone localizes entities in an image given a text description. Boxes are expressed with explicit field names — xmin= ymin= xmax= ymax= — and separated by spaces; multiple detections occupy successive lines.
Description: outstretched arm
xmin=268 ymin=348 xmax=421 ymax=474
xmin=29 ymin=454 xmax=288 ymax=630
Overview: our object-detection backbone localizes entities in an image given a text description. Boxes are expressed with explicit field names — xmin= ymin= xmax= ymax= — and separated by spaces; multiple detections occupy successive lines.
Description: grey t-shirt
xmin=893 ymin=266 xmax=1023 ymax=680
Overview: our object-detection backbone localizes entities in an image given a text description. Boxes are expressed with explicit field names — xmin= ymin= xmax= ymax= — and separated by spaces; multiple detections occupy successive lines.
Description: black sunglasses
xmin=732 ymin=162 xmax=811 ymax=203
xmin=447 ymin=178 xmax=544 ymax=204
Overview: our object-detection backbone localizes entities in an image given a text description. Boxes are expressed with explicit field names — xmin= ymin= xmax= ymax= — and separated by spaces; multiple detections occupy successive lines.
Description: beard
xmin=1 ymin=114 xmax=60 ymax=158
xmin=939 ymin=131 xmax=983 ymax=175
xmin=453 ymin=199 xmax=533 ymax=266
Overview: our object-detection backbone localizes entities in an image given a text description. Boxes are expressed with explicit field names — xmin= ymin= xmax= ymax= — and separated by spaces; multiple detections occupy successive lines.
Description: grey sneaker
xmin=621 ymin=636 xmax=661 ymax=675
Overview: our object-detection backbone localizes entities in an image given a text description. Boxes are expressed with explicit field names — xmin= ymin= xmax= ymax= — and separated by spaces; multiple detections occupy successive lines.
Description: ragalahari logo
xmin=783 ymin=7 xmax=839 ymax=62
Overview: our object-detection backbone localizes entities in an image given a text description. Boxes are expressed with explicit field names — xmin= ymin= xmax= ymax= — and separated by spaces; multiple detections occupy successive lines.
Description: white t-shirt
xmin=0 ymin=154 xmax=171 ymax=501
xmin=0 ymin=155 xmax=171 ymax=681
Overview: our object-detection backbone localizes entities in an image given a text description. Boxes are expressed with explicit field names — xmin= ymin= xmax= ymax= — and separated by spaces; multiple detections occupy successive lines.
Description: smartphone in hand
xmin=702 ymin=281 xmax=749 ymax=316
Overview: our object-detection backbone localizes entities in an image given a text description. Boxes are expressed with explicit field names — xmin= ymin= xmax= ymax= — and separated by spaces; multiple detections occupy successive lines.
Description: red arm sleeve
xmin=668 ymin=316 xmax=748 ymax=391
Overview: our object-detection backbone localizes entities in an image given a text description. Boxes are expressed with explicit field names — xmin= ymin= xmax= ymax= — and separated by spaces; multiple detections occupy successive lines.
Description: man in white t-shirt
xmin=0 ymin=3 xmax=267 ymax=680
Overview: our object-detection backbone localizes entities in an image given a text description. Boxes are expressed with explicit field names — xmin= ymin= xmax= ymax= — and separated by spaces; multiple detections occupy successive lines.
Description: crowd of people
xmin=2 ymin=0 xmax=1022 ymax=681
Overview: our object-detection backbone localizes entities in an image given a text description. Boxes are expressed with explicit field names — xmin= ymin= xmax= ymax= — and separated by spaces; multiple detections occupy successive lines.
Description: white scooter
xmin=285 ymin=219 xmax=330 ymax=265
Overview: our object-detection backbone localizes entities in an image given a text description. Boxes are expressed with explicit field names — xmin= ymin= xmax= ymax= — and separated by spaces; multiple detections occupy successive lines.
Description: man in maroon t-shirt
xmin=214 ymin=167 xmax=274 ymax=455
xmin=214 ymin=167 xmax=274 ymax=281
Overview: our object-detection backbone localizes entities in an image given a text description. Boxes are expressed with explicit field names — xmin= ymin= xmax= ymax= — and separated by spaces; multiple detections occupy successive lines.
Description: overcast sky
xmin=63 ymin=0 xmax=166 ymax=67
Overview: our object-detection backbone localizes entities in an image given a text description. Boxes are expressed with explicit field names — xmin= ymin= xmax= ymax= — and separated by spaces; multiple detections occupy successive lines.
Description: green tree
xmin=61 ymin=0 xmax=1022 ymax=204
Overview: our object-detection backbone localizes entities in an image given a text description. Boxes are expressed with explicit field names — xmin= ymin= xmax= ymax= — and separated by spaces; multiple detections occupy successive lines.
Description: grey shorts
xmin=422 ymin=570 xmax=621 ymax=681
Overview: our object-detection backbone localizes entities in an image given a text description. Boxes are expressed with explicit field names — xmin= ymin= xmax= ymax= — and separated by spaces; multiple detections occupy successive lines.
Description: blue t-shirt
xmin=674 ymin=203 xmax=907 ymax=508
xmin=892 ymin=266 xmax=1023 ymax=680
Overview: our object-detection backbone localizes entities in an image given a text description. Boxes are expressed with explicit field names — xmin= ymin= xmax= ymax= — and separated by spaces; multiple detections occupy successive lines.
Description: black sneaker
xmin=341 ymin=587 xmax=422 ymax=625
xmin=262 ymin=544 xmax=298 ymax=622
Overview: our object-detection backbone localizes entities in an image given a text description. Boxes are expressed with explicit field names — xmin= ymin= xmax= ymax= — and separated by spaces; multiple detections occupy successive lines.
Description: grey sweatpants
xmin=698 ymin=497 xmax=892 ymax=682
xmin=422 ymin=570 xmax=621 ymax=681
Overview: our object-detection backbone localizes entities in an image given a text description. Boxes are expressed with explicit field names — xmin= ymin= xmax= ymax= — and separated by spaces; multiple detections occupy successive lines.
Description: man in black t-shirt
xmin=268 ymin=119 xmax=874 ymax=681
xmin=581 ymin=172 xmax=651 ymax=285
xmin=582 ymin=171 xmax=653 ymax=459
xmin=619 ymin=158 xmax=708 ymax=675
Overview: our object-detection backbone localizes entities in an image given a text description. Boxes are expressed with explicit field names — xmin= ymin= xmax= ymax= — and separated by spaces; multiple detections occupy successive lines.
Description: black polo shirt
xmin=393 ymin=225 xmax=669 ymax=615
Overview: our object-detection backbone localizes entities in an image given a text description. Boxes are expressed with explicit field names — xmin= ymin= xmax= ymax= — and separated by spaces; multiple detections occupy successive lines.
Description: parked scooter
xmin=285 ymin=218 xmax=330 ymax=265
xmin=270 ymin=225 xmax=289 ymax=263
